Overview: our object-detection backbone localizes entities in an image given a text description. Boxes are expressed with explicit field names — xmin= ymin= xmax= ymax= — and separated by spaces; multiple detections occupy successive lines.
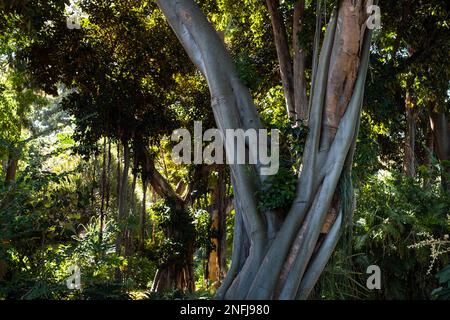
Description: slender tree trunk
xmin=5 ymin=149 xmax=18 ymax=184
xmin=124 ymin=166 xmax=137 ymax=257
xmin=157 ymin=0 xmax=373 ymax=300
xmin=206 ymin=167 xmax=228 ymax=288
xmin=293 ymin=0 xmax=308 ymax=122
xmin=0 ymin=259 xmax=6 ymax=281
xmin=266 ymin=0 xmax=296 ymax=120
xmin=139 ymin=178 xmax=147 ymax=251
xmin=116 ymin=143 xmax=130 ymax=256
xmin=403 ymin=89 xmax=416 ymax=177
xmin=424 ymin=120 xmax=434 ymax=187
xmin=100 ymin=137 xmax=107 ymax=243
xmin=91 ymin=153 xmax=97 ymax=205
xmin=266 ymin=0 xmax=309 ymax=122
xmin=218 ymin=175 xmax=231 ymax=283
xmin=116 ymin=142 xmax=121 ymax=202
xmin=106 ymin=138 xmax=112 ymax=211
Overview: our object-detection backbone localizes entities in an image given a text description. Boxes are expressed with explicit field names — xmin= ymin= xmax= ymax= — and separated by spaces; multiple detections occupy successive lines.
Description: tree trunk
xmin=124 ymin=166 xmax=138 ymax=257
xmin=0 ymin=259 xmax=6 ymax=281
xmin=151 ymin=251 xmax=195 ymax=293
xmin=150 ymin=207 xmax=195 ymax=293
xmin=142 ymin=148 xmax=195 ymax=293
xmin=266 ymin=0 xmax=308 ymax=122
xmin=106 ymin=138 xmax=112 ymax=211
xmin=116 ymin=142 xmax=121 ymax=202
xmin=90 ymin=153 xmax=97 ymax=205
xmin=100 ymin=137 xmax=107 ymax=243
xmin=293 ymin=0 xmax=308 ymax=122
xmin=423 ymin=119 xmax=434 ymax=187
xmin=206 ymin=167 xmax=228 ymax=288
xmin=116 ymin=143 xmax=130 ymax=256
xmin=5 ymin=149 xmax=18 ymax=184
xmin=157 ymin=0 xmax=373 ymax=299
xmin=266 ymin=0 xmax=296 ymax=120
xmin=403 ymin=89 xmax=416 ymax=177
xmin=430 ymin=112 xmax=450 ymax=192
xmin=139 ymin=178 xmax=147 ymax=251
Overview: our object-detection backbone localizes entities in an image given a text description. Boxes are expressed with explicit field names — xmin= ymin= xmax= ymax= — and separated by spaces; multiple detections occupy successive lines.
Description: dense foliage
xmin=0 ymin=0 xmax=449 ymax=300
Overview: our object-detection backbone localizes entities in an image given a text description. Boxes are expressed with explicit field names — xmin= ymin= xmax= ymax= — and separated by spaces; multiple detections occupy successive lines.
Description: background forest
xmin=0 ymin=0 xmax=449 ymax=300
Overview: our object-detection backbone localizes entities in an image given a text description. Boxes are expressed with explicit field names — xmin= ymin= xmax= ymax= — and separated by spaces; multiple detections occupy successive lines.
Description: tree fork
xmin=157 ymin=0 xmax=374 ymax=299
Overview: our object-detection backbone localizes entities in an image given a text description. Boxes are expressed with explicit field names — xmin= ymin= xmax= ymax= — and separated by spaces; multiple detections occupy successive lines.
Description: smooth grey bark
xmin=310 ymin=0 xmax=322 ymax=107
xmin=155 ymin=1 xmax=268 ymax=299
xmin=157 ymin=0 xmax=373 ymax=300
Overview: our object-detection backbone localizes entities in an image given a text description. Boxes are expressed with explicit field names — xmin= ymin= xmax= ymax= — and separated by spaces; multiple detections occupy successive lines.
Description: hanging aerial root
xmin=243 ymin=11 xmax=339 ymax=300
xmin=277 ymin=18 xmax=375 ymax=300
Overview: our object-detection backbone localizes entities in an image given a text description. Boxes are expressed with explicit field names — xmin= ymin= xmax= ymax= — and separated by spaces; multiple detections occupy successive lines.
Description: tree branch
xmin=142 ymin=147 xmax=185 ymax=209
xmin=156 ymin=0 xmax=267 ymax=274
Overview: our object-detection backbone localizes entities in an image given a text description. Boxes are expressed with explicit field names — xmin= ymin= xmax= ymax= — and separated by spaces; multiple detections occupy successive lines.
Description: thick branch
xmin=246 ymin=11 xmax=339 ymax=300
xmin=142 ymin=148 xmax=185 ymax=209
xmin=279 ymin=12 xmax=373 ymax=299
xmin=296 ymin=211 xmax=343 ymax=299
xmin=156 ymin=0 xmax=267 ymax=277
xmin=321 ymin=0 xmax=366 ymax=149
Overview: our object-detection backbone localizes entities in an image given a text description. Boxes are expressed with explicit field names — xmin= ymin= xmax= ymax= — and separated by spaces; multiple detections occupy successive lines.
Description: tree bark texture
xmin=157 ymin=0 xmax=374 ymax=299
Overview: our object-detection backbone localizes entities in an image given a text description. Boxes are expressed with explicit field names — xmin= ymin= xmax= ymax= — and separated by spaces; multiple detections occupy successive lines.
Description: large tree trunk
xmin=157 ymin=0 xmax=373 ymax=299
xmin=151 ymin=248 xmax=195 ymax=293
xmin=150 ymin=209 xmax=195 ymax=293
